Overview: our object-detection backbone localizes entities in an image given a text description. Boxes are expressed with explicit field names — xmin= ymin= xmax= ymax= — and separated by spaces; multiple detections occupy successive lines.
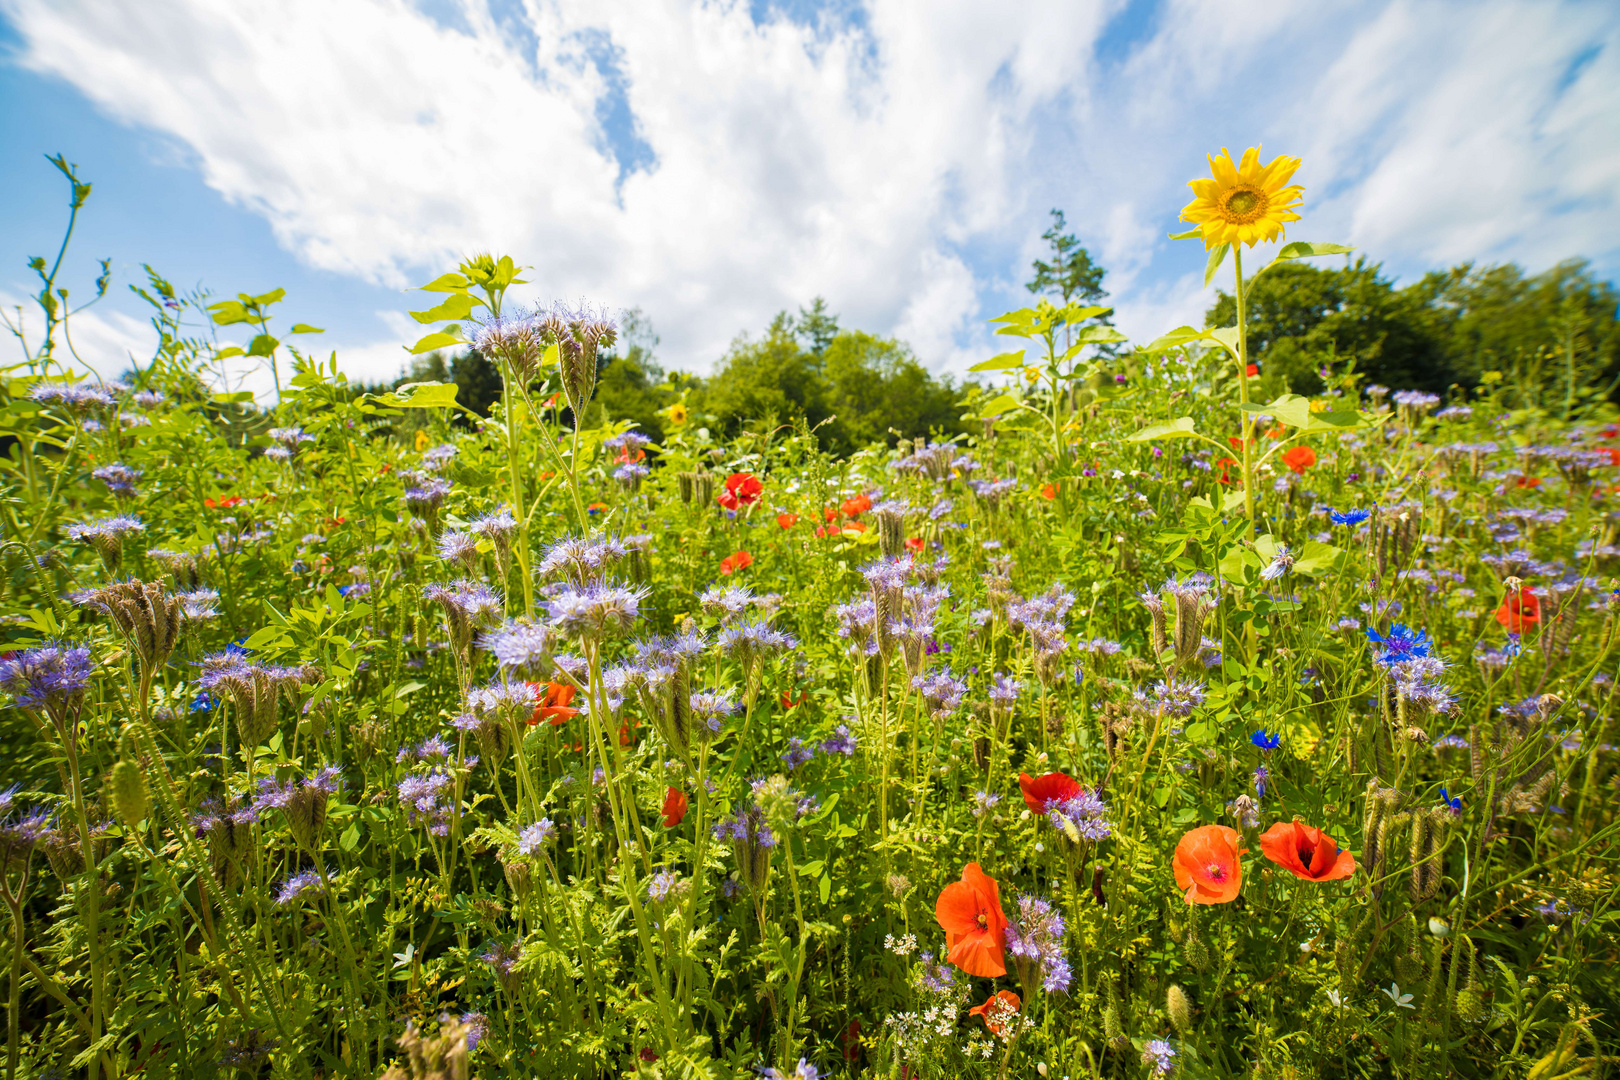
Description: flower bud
xmin=1166 ymin=984 xmax=1192 ymax=1034
xmin=108 ymin=758 xmax=150 ymax=830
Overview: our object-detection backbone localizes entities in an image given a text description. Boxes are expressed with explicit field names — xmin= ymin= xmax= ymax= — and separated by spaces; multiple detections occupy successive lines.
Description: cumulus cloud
xmin=2 ymin=0 xmax=1614 ymax=382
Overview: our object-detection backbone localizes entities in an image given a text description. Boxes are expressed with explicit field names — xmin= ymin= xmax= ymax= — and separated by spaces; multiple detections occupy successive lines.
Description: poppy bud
xmin=1453 ymin=988 xmax=1484 ymax=1024
xmin=1166 ymin=984 xmax=1192 ymax=1034
xmin=108 ymin=758 xmax=149 ymax=830
xmin=1395 ymin=949 xmax=1424 ymax=987
xmin=1102 ymin=1001 xmax=1122 ymax=1039
xmin=1183 ymin=916 xmax=1210 ymax=973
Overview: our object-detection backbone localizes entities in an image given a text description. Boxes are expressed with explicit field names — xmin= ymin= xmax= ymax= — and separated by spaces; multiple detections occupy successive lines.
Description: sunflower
xmin=1180 ymin=147 xmax=1304 ymax=250
xmin=667 ymin=402 xmax=688 ymax=426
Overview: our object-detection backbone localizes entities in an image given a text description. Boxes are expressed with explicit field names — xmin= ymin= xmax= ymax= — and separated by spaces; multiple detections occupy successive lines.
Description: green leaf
xmin=968 ymin=350 xmax=1026 ymax=372
xmin=250 ymin=287 xmax=287 ymax=306
xmin=1243 ymin=393 xmax=1363 ymax=431
xmin=1208 ymin=326 xmax=1240 ymax=357
xmin=406 ymin=329 xmax=466 ymax=355
xmin=1167 ymin=228 xmax=1201 ymax=240
xmin=373 ymin=382 xmax=462 ymax=409
xmin=242 ymin=625 xmax=288 ymax=650
xmin=207 ymin=300 xmax=251 ymax=326
xmin=417 ymin=272 xmax=469 ymax=294
xmin=1203 ymin=243 xmax=1230 ymax=288
xmin=408 ymin=293 xmax=476 ymax=324
xmin=288 ymin=323 xmax=324 ymax=334
xmin=1142 ymin=326 xmax=1224 ymax=354
xmin=977 ymin=393 xmax=1023 ymax=419
xmin=819 ymin=873 xmax=831 ymax=905
xmin=1071 ymin=324 xmax=1128 ymax=344
xmin=1126 ymin=416 xmax=1198 ymax=442
xmin=210 ymin=391 xmax=255 ymax=404
xmin=1273 ymin=241 xmax=1353 ymax=262
xmin=246 ymin=333 xmax=279 ymax=357
xmin=340 ymin=822 xmax=361 ymax=852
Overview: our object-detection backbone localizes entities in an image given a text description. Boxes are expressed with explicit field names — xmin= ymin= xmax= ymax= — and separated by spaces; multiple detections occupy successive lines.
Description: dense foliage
xmin=2 ymin=155 xmax=1619 ymax=1080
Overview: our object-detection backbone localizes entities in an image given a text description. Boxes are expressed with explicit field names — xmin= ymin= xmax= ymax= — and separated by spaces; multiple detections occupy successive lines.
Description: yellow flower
xmin=413 ymin=429 xmax=431 ymax=452
xmin=1180 ymin=147 xmax=1304 ymax=250
xmin=667 ymin=402 xmax=688 ymax=426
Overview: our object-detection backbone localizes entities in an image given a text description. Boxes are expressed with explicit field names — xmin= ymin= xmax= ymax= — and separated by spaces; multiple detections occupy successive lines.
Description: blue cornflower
xmin=1366 ymin=623 xmax=1431 ymax=666
xmin=1250 ymin=730 xmax=1281 ymax=751
xmin=1330 ymin=508 xmax=1372 ymax=527
xmin=1440 ymin=787 xmax=1462 ymax=814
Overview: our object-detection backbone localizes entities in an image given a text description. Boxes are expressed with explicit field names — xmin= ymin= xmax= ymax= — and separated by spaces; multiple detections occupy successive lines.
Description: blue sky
xmin=2 ymin=0 xmax=1617 ymax=395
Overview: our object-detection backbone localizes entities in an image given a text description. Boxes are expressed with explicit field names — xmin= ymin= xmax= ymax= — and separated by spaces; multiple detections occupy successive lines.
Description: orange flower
xmin=662 ymin=787 xmax=689 ymax=827
xmin=1603 ymin=448 xmax=1620 ymax=467
xmin=587 ymin=502 xmax=607 ymax=515
xmin=204 ymin=495 xmax=246 ymax=509
xmin=1514 ymin=475 xmax=1543 ymax=489
xmin=1172 ymin=825 xmax=1247 ymax=905
xmin=1228 ymin=435 xmax=1251 ymax=451
xmin=1214 ymin=456 xmax=1239 ymax=485
xmin=777 ymin=512 xmax=799 ymax=529
xmin=1040 ymin=483 xmax=1057 ymax=500
xmin=1018 ymin=772 xmax=1082 ymax=814
xmin=841 ymin=492 xmax=872 ymax=518
xmin=1259 ymin=820 xmax=1355 ymax=882
xmin=1496 ymin=588 xmax=1540 ymax=632
xmin=968 ymin=990 xmax=1022 ymax=1036
xmin=528 ymin=681 xmax=580 ymax=726
xmin=779 ymin=690 xmax=806 ymax=709
xmin=717 ymin=472 xmax=762 ymax=510
xmin=1246 ymin=363 xmax=1259 ymax=376
xmin=1280 ymin=446 xmax=1316 ymax=474
xmin=904 ymin=537 xmax=925 ymax=553
xmin=719 ymin=550 xmax=754 ymax=575
xmin=822 ymin=505 xmax=840 ymax=523
xmin=934 ymin=862 xmax=1009 ymax=977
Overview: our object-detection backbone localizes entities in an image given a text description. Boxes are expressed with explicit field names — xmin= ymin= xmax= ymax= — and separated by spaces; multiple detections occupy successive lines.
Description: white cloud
xmin=2 ymin=0 xmax=1615 ymax=384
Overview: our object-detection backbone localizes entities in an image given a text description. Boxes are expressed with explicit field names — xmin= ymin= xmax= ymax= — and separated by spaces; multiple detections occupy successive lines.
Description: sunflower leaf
xmin=1203 ymin=243 xmax=1231 ymax=288
xmin=968 ymin=350 xmax=1026 ymax=372
xmin=1126 ymin=416 xmax=1198 ymax=442
xmin=1273 ymin=241 xmax=1354 ymax=261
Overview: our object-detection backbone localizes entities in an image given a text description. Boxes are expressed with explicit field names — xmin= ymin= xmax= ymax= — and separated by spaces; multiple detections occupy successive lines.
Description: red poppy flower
xmin=1258 ymin=820 xmax=1356 ymax=882
xmin=204 ymin=496 xmax=246 ymax=509
xmin=1496 ymin=588 xmax=1540 ymax=632
xmin=615 ymin=447 xmax=646 ymax=465
xmin=904 ymin=537 xmax=925 ymax=553
xmin=1214 ymin=456 xmax=1239 ymax=485
xmin=780 ymin=690 xmax=806 ymax=709
xmin=1246 ymin=363 xmax=1258 ymax=377
xmin=841 ymin=492 xmax=872 ymax=518
xmin=717 ymin=472 xmax=763 ymax=510
xmin=934 ymin=862 xmax=1009 ymax=976
xmin=823 ymin=505 xmax=839 ymax=523
xmin=719 ymin=550 xmax=754 ymax=575
xmin=1040 ymin=483 xmax=1057 ymax=500
xmin=1280 ymin=446 xmax=1317 ymax=474
xmin=1172 ymin=825 xmax=1247 ymax=905
xmin=528 ymin=681 xmax=580 ymax=726
xmin=1514 ymin=475 xmax=1543 ymax=489
xmin=968 ymin=990 xmax=1022 ymax=1036
xmin=1228 ymin=436 xmax=1251 ymax=451
xmin=324 ymin=516 xmax=347 ymax=528
xmin=1018 ymin=771 xmax=1082 ymax=814
xmin=777 ymin=512 xmax=799 ymax=529
xmin=1603 ymin=425 xmax=1619 ymax=441
xmin=543 ymin=394 xmax=561 ymax=409
xmin=379 ymin=463 xmax=393 ymax=474
xmin=1604 ymin=448 xmax=1620 ymax=467
xmin=843 ymin=521 xmax=867 ymax=534
xmin=662 ymin=787 xmax=689 ymax=827
xmin=618 ymin=720 xmax=638 ymax=747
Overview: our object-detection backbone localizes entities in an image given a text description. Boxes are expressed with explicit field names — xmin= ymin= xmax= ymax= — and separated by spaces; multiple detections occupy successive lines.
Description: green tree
xmin=1027 ymin=209 xmax=1107 ymax=306
xmin=795 ymin=297 xmax=840 ymax=356
xmin=1205 ymin=258 xmax=1449 ymax=395
xmin=1417 ymin=258 xmax=1620 ymax=413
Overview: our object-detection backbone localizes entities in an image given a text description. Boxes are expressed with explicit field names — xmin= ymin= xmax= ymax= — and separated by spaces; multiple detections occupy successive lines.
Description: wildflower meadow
xmin=2 ymin=146 xmax=1618 ymax=1080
